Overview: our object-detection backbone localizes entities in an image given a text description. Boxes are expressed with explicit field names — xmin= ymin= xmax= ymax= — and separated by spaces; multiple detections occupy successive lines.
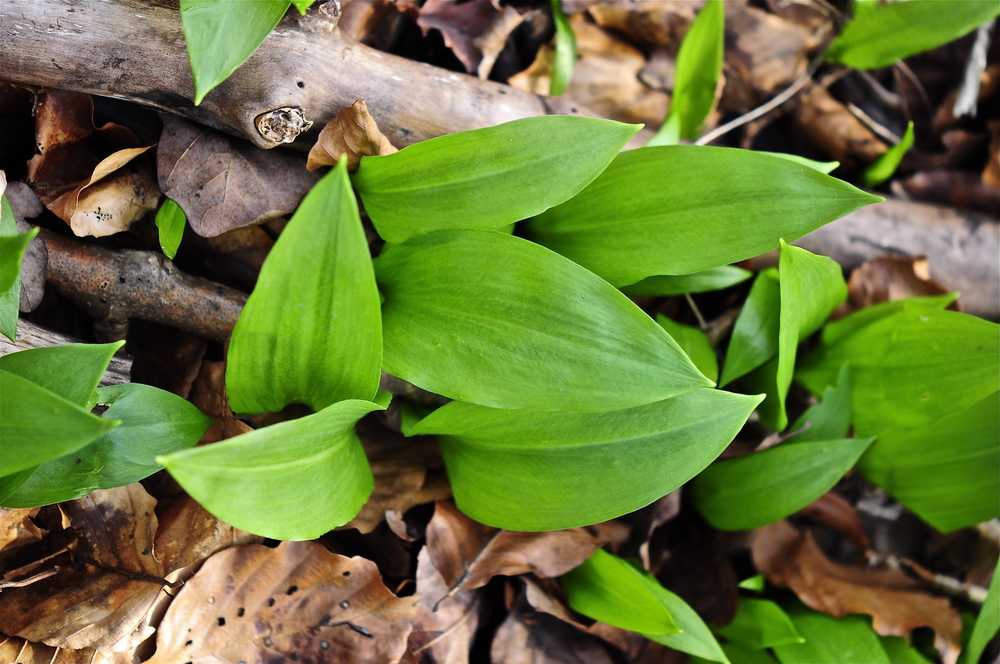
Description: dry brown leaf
xmin=847 ymin=255 xmax=951 ymax=311
xmin=153 ymin=496 xmax=260 ymax=573
xmin=587 ymin=1 xmax=697 ymax=51
xmin=0 ymin=507 xmax=44 ymax=552
xmin=0 ymin=636 xmax=131 ymax=664
xmin=417 ymin=0 xmax=525 ymax=78
xmin=510 ymin=16 xmax=668 ymax=126
xmin=491 ymin=601 xmax=617 ymax=664
xmin=983 ymin=121 xmax=1000 ymax=188
xmin=752 ymin=521 xmax=963 ymax=663
xmin=147 ymin=541 xmax=419 ymax=663
xmin=408 ymin=547 xmax=481 ymax=663
xmin=797 ymin=491 xmax=870 ymax=550
xmin=187 ymin=359 xmax=254 ymax=443
xmin=793 ymin=84 xmax=886 ymax=167
xmin=307 ymin=99 xmax=398 ymax=172
xmin=157 ymin=114 xmax=317 ymax=238
xmin=896 ymin=169 xmax=1000 ymax=214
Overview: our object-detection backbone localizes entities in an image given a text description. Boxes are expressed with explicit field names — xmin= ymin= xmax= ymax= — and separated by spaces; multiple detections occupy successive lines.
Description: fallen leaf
xmin=797 ymin=491 xmax=870 ymax=550
xmin=0 ymin=507 xmax=44 ymax=552
xmin=984 ymin=120 xmax=1000 ymax=188
xmin=637 ymin=491 xmax=680 ymax=571
xmin=491 ymin=600 xmax=618 ymax=664
xmin=157 ymin=114 xmax=317 ymax=238
xmin=408 ymin=547 xmax=481 ymax=663
xmin=752 ymin=521 xmax=962 ymax=663
xmin=417 ymin=0 xmax=525 ymax=78
xmin=793 ymin=84 xmax=886 ymax=168
xmin=0 ymin=637 xmax=130 ymax=663
xmin=895 ymin=169 xmax=1000 ymax=214
xmin=153 ymin=496 xmax=260 ymax=572
xmin=307 ymin=99 xmax=398 ymax=172
xmin=146 ymin=541 xmax=418 ymax=663
xmin=587 ymin=1 xmax=696 ymax=50
xmin=187 ymin=359 xmax=254 ymax=443
xmin=847 ymin=255 xmax=951 ymax=311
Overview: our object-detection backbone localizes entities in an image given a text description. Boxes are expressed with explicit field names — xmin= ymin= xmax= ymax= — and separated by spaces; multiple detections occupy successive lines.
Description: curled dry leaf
xmin=307 ymin=99 xmax=398 ymax=172
xmin=416 ymin=0 xmax=525 ymax=78
xmin=146 ymin=541 xmax=419 ymax=664
xmin=409 ymin=547 xmax=481 ymax=663
xmin=752 ymin=521 xmax=963 ymax=663
xmin=847 ymin=255 xmax=951 ymax=311
xmin=157 ymin=115 xmax=317 ymax=238
xmin=0 ymin=507 xmax=44 ymax=552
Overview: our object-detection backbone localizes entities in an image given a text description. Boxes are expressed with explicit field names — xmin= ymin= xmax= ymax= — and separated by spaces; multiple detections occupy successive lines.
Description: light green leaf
xmin=721 ymin=269 xmax=780 ymax=386
xmin=773 ymin=611 xmax=890 ymax=664
xmin=624 ymin=266 xmax=752 ymax=297
xmin=961 ymin=558 xmax=1000 ymax=664
xmin=716 ymin=599 xmax=804 ymax=650
xmin=864 ymin=121 xmax=914 ymax=187
xmin=643 ymin=573 xmax=730 ymax=663
xmin=549 ymin=0 xmax=576 ymax=95
xmin=528 ymin=146 xmax=880 ymax=287
xmin=0 ymin=369 xmax=118 ymax=477
xmin=1 ymin=384 xmax=211 ymax=508
xmin=290 ymin=0 xmax=314 ymax=14
xmin=181 ymin=0 xmax=290 ymax=105
xmin=160 ymin=399 xmax=383 ymax=540
xmin=354 ymin=116 xmax=639 ymax=243
xmin=560 ymin=550 xmax=680 ymax=637
xmin=656 ymin=315 xmax=718 ymax=382
xmin=762 ymin=152 xmax=840 ymax=174
xmin=738 ymin=574 xmax=765 ymax=592
xmin=0 ymin=341 xmax=124 ymax=407
xmin=649 ymin=0 xmax=724 ymax=145
xmin=412 ymin=388 xmax=760 ymax=530
xmin=825 ymin=0 xmax=1000 ymax=70
xmin=704 ymin=644 xmax=777 ymax=664
xmin=376 ymin=230 xmax=711 ymax=412
xmin=789 ymin=365 xmax=852 ymax=442
xmin=820 ymin=292 xmax=957 ymax=345
xmin=155 ymin=198 xmax=186 ymax=260
xmin=0 ymin=196 xmax=37 ymax=341
xmin=227 ymin=160 xmax=381 ymax=415
xmin=881 ymin=636 xmax=932 ymax=664
xmin=691 ymin=437 xmax=873 ymax=530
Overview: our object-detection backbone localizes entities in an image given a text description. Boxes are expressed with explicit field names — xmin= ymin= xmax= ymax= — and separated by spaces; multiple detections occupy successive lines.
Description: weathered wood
xmin=0 ymin=0 xmax=566 ymax=149
xmin=0 ymin=319 xmax=133 ymax=385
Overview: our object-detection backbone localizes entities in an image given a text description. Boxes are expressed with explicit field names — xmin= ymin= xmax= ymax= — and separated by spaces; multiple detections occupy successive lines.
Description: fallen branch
xmin=0 ymin=0 xmax=566 ymax=149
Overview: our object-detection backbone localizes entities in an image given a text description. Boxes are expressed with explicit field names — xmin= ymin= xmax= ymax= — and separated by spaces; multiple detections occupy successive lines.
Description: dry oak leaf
xmin=146 ymin=541 xmax=418 ymax=664
xmin=307 ymin=99 xmax=398 ymax=172
xmin=416 ymin=0 xmax=525 ymax=78
xmin=847 ymin=255 xmax=951 ymax=312
xmin=157 ymin=114 xmax=317 ymax=238
xmin=752 ymin=521 xmax=963 ymax=664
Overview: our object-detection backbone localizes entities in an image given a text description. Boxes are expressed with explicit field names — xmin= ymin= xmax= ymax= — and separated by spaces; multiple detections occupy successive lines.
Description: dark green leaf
xmin=549 ymin=0 xmax=576 ymax=96
xmin=716 ymin=598 xmax=804 ymax=650
xmin=376 ymin=230 xmax=711 ymax=412
xmin=825 ymin=0 xmax=1000 ymax=70
xmin=656 ymin=315 xmax=717 ymax=382
xmin=155 ymin=198 xmax=186 ymax=260
xmin=354 ymin=116 xmax=639 ymax=243
xmin=1 ymin=384 xmax=211 ymax=507
xmin=0 ymin=341 xmax=124 ymax=407
xmin=160 ymin=399 xmax=383 ymax=540
xmin=527 ymin=146 xmax=880 ymax=286
xmin=864 ymin=121 xmax=914 ymax=187
xmin=720 ymin=269 xmax=780 ymax=386
xmin=412 ymin=388 xmax=760 ymax=530
xmin=181 ymin=0 xmax=290 ymax=105
xmin=960 ymin=558 xmax=1000 ymax=664
xmin=623 ymin=266 xmax=752 ymax=297
xmin=691 ymin=437 xmax=873 ymax=530
xmin=773 ymin=611 xmax=890 ymax=664
xmin=227 ymin=160 xmax=381 ymax=414
xmin=789 ymin=365 xmax=851 ymax=442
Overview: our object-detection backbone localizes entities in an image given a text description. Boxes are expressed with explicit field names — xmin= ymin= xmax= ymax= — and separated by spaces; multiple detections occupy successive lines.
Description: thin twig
xmin=846 ymin=102 xmax=900 ymax=144
xmin=684 ymin=293 xmax=708 ymax=330
xmin=866 ymin=550 xmax=988 ymax=604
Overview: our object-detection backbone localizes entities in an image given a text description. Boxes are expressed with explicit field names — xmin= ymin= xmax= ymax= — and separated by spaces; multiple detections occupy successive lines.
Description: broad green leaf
xmin=864 ymin=120 xmax=914 ymax=187
xmin=0 ymin=196 xmax=37 ymax=341
xmin=354 ymin=116 xmax=639 ymax=243
xmin=703 ymin=644 xmax=776 ymax=664
xmin=0 ymin=341 xmax=124 ymax=407
xmin=649 ymin=0 xmax=724 ymax=145
xmin=656 ymin=315 xmax=718 ymax=382
xmin=762 ymin=152 xmax=839 ymax=174
xmin=789 ymin=365 xmax=851 ymax=442
xmin=376 ymin=230 xmax=711 ymax=412
xmin=691 ymin=437 xmax=873 ymax=530
xmin=721 ymin=269 xmax=780 ymax=386
xmin=961 ymin=558 xmax=1000 ymax=664
xmin=881 ymin=636 xmax=932 ymax=664
xmin=860 ymin=392 xmax=999 ymax=532
xmin=412 ymin=388 xmax=761 ymax=530
xmin=155 ymin=198 xmax=186 ymax=260
xmin=820 ymin=292 xmax=957 ymax=345
xmin=549 ymin=0 xmax=576 ymax=95
xmin=716 ymin=599 xmax=804 ymax=650
xmin=227 ymin=160 xmax=381 ymax=415
xmin=624 ymin=266 xmax=752 ymax=297
xmin=181 ymin=0 xmax=290 ymax=105
xmin=0 ymin=369 xmax=118 ymax=476
xmin=825 ymin=0 xmax=1000 ymax=70
xmin=773 ymin=612 xmax=890 ymax=664
xmin=643 ymin=576 xmax=730 ymax=662
xmin=527 ymin=146 xmax=881 ymax=286
xmin=560 ymin=550 xmax=680 ymax=637
xmin=1 ymin=384 xmax=210 ymax=508
xmin=160 ymin=399 xmax=382 ymax=540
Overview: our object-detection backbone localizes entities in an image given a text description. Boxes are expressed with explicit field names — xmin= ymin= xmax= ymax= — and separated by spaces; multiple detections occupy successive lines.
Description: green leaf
xmin=820 ymin=292 xmax=957 ymax=345
xmin=376 ymin=230 xmax=711 ymax=412
xmin=0 ymin=341 xmax=124 ymax=407
xmin=290 ymin=0 xmax=314 ymax=14
xmin=561 ymin=550 xmax=728 ymax=662
xmin=864 ymin=121 xmax=914 ymax=187
xmin=649 ymin=0 xmax=724 ymax=145
xmin=961 ymin=558 xmax=1000 ymax=664
xmin=881 ymin=636 xmax=932 ymax=664
xmin=691 ymin=437 xmax=873 ymax=530
xmin=789 ymin=365 xmax=852 ymax=442
xmin=716 ymin=599 xmax=805 ymax=650
xmin=0 ymin=196 xmax=37 ymax=341
xmin=825 ymin=0 xmax=1000 ymax=70
xmin=773 ymin=611 xmax=890 ymax=664
xmin=155 ymin=198 xmax=186 ymax=260
xmin=549 ymin=0 xmax=576 ymax=96
xmin=656 ymin=315 xmax=718 ymax=382
xmin=354 ymin=116 xmax=638 ymax=243
xmin=738 ymin=574 xmax=766 ymax=592
xmin=160 ymin=399 xmax=382 ymax=540
xmin=1 ymin=384 xmax=211 ymax=508
xmin=528 ymin=146 xmax=880 ymax=286
xmin=181 ymin=0 xmax=290 ymax=105
xmin=704 ymin=644 xmax=777 ymax=664
xmin=623 ymin=266 xmax=752 ymax=297
xmin=226 ymin=160 xmax=381 ymax=415
xmin=720 ymin=269 xmax=780 ymax=386
xmin=0 ymin=369 xmax=118 ymax=476
xmin=762 ymin=152 xmax=840 ymax=174
xmin=412 ymin=388 xmax=760 ymax=530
